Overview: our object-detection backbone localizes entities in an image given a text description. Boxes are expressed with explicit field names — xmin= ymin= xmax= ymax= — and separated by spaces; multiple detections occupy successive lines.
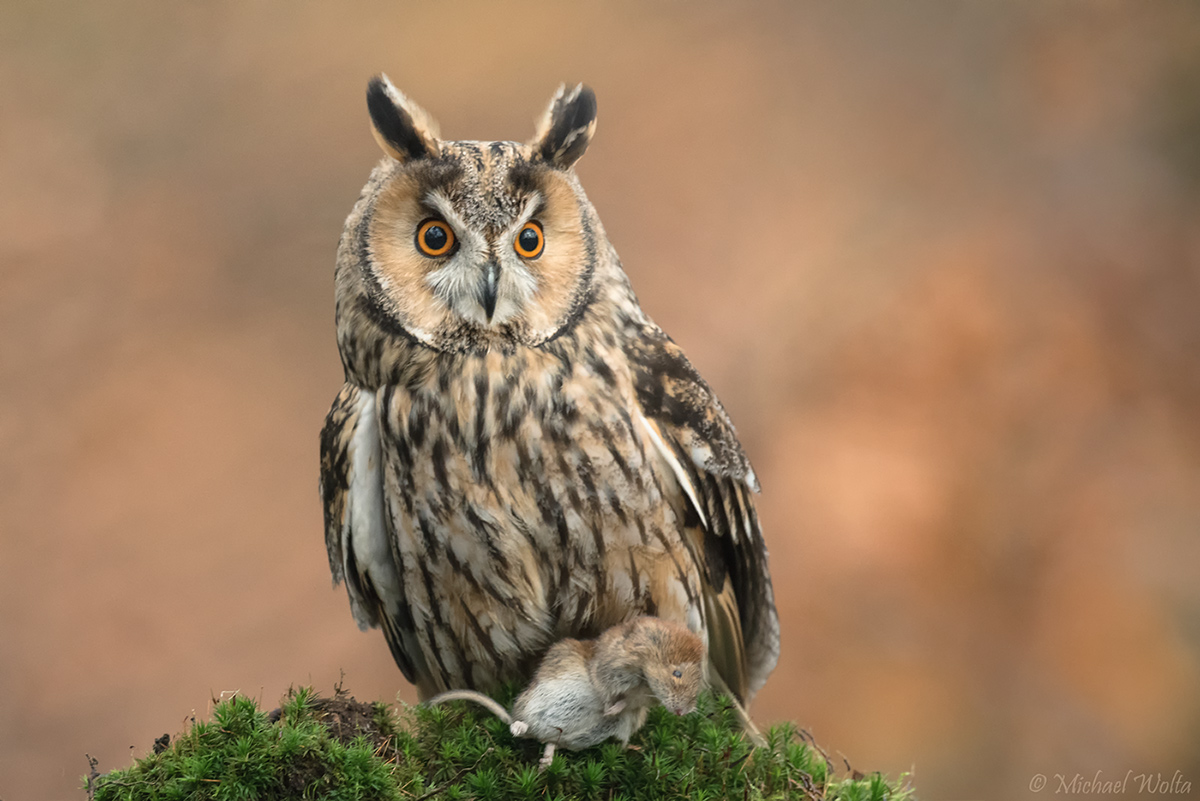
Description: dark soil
xmin=310 ymin=694 xmax=392 ymax=750
xmin=268 ymin=686 xmax=397 ymax=754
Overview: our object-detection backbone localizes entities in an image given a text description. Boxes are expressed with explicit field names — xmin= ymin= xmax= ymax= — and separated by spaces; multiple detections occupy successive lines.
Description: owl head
xmin=336 ymin=75 xmax=608 ymax=364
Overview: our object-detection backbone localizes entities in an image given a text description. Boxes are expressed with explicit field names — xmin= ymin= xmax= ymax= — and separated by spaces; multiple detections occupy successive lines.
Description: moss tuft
xmin=88 ymin=687 xmax=915 ymax=800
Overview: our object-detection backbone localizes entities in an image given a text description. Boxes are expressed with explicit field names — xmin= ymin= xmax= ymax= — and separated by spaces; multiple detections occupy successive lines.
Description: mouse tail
xmin=423 ymin=689 xmax=512 ymax=725
xmin=706 ymin=668 xmax=766 ymax=747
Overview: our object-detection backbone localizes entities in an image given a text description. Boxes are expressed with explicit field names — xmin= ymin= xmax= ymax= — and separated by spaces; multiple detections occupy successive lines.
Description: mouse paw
xmin=603 ymin=699 xmax=627 ymax=716
xmin=509 ymin=720 xmax=529 ymax=737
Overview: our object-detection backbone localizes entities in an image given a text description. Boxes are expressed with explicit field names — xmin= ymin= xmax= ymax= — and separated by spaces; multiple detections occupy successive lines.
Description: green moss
xmin=88 ymin=687 xmax=914 ymax=800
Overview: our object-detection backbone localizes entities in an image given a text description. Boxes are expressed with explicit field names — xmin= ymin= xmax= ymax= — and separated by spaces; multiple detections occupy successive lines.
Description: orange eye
xmin=514 ymin=220 xmax=544 ymax=259
xmin=416 ymin=219 xmax=455 ymax=257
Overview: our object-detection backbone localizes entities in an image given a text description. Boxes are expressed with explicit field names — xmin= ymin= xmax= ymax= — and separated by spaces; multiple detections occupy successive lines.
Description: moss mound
xmin=87 ymin=686 xmax=914 ymax=800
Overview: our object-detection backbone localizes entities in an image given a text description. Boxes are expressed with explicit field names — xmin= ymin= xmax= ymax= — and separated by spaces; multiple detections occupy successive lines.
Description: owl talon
xmin=510 ymin=720 xmax=529 ymax=737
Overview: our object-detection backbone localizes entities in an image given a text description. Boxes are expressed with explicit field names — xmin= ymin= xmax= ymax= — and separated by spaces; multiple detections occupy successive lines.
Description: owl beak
xmin=481 ymin=262 xmax=499 ymax=322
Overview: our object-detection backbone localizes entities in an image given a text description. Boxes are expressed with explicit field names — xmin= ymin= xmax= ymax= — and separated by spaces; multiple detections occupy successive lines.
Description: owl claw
xmin=510 ymin=720 xmax=529 ymax=737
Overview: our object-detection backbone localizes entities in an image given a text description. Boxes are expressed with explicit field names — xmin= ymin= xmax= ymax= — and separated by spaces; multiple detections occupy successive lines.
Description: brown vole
xmin=426 ymin=616 xmax=705 ymax=768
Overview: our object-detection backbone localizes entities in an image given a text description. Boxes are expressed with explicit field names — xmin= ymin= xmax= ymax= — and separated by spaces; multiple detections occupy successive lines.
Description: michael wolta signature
xmin=1028 ymin=770 xmax=1191 ymax=795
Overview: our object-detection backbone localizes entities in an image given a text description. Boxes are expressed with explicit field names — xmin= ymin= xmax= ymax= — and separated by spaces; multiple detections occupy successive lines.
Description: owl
xmin=320 ymin=75 xmax=779 ymax=718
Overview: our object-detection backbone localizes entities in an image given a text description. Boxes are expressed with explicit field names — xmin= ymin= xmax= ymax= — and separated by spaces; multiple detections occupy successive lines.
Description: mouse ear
xmin=529 ymin=83 xmax=596 ymax=169
xmin=367 ymin=74 xmax=441 ymax=163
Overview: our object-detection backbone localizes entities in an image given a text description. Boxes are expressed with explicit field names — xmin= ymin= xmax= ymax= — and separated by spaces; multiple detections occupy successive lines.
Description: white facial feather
xmin=491 ymin=195 xmax=542 ymax=324
xmin=422 ymin=191 xmax=490 ymax=324
xmin=422 ymin=191 xmax=543 ymax=327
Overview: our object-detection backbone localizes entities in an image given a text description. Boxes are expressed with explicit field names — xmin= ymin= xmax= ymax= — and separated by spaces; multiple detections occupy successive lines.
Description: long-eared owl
xmin=320 ymin=75 xmax=779 ymax=711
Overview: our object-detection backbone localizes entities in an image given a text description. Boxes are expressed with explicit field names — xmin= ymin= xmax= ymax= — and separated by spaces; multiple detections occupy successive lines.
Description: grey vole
xmin=426 ymin=616 xmax=705 ymax=768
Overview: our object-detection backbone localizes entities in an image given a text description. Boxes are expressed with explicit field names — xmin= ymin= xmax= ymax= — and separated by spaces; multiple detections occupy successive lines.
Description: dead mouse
xmin=425 ymin=616 xmax=705 ymax=768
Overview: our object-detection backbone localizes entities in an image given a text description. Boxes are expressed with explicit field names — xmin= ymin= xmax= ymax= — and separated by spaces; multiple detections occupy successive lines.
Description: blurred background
xmin=2 ymin=2 xmax=1199 ymax=799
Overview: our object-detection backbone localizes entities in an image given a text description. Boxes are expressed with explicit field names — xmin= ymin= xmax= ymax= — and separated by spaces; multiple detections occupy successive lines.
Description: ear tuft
xmin=366 ymin=74 xmax=441 ymax=163
xmin=529 ymin=83 xmax=597 ymax=169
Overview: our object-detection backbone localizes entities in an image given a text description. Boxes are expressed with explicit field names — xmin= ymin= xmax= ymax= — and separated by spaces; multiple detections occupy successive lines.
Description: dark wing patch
xmin=627 ymin=326 xmax=780 ymax=701
xmin=627 ymin=328 xmax=758 ymax=490
xmin=320 ymin=384 xmax=361 ymax=588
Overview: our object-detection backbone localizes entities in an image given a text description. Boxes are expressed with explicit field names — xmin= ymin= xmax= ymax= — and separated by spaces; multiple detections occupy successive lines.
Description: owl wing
xmin=625 ymin=326 xmax=780 ymax=703
xmin=320 ymin=383 xmax=429 ymax=689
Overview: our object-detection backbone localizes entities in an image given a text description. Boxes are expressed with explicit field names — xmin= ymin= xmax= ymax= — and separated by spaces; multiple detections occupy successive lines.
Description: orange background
xmin=2 ymin=3 xmax=1199 ymax=800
